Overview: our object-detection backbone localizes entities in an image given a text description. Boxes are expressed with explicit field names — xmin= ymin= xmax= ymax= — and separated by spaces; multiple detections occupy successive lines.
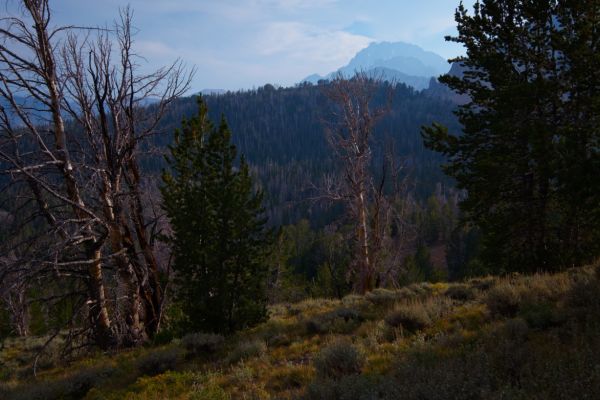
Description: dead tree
xmin=0 ymin=1 xmax=192 ymax=348
xmin=0 ymin=253 xmax=29 ymax=337
xmin=321 ymin=72 xmax=392 ymax=294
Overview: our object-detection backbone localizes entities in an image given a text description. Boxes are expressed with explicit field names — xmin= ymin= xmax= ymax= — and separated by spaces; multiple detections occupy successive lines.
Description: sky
xmin=45 ymin=0 xmax=470 ymax=92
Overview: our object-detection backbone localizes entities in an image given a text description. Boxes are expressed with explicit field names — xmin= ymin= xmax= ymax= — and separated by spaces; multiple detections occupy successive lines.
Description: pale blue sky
xmin=47 ymin=0 xmax=471 ymax=91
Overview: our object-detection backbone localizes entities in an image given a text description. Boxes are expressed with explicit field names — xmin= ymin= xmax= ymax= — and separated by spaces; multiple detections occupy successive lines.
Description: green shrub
xmin=365 ymin=288 xmax=398 ymax=306
xmin=445 ymin=284 xmax=475 ymax=301
xmin=485 ymin=282 xmax=521 ymax=317
xmin=304 ymin=308 xmax=363 ymax=335
xmin=407 ymin=282 xmax=434 ymax=297
xmin=226 ymin=340 xmax=266 ymax=364
xmin=66 ymin=366 xmax=116 ymax=398
xmin=181 ymin=333 xmax=225 ymax=357
xmin=313 ymin=340 xmax=364 ymax=380
xmin=137 ymin=347 xmax=181 ymax=376
xmin=190 ymin=383 xmax=231 ymax=400
xmin=385 ymin=302 xmax=432 ymax=332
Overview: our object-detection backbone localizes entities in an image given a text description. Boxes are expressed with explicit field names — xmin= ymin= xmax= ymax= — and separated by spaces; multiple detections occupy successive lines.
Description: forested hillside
xmin=152 ymin=82 xmax=460 ymax=226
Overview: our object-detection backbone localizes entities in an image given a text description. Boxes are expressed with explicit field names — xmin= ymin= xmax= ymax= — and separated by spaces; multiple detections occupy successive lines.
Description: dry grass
xmin=3 ymin=265 xmax=599 ymax=399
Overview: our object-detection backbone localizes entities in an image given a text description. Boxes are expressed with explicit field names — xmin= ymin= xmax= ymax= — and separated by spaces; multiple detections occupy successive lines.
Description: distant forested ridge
xmin=151 ymin=81 xmax=461 ymax=226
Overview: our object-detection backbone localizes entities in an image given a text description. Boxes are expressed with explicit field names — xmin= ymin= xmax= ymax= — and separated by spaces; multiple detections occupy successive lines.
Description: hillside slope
xmin=151 ymin=82 xmax=460 ymax=227
xmin=2 ymin=263 xmax=599 ymax=399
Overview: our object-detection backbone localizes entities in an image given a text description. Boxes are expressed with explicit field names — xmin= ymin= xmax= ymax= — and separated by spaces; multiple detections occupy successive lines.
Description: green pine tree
xmin=161 ymin=97 xmax=272 ymax=334
xmin=422 ymin=0 xmax=600 ymax=272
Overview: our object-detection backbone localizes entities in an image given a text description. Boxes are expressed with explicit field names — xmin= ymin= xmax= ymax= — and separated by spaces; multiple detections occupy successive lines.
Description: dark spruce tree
xmin=162 ymin=97 xmax=271 ymax=334
xmin=422 ymin=0 xmax=600 ymax=273
xmin=553 ymin=0 xmax=600 ymax=265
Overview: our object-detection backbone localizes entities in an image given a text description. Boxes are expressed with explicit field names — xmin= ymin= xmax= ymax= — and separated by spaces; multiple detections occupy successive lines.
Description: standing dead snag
xmin=322 ymin=73 xmax=391 ymax=294
xmin=0 ymin=1 xmax=193 ymax=348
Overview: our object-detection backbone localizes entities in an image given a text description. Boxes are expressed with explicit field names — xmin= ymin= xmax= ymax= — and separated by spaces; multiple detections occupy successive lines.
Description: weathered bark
xmin=87 ymin=247 xmax=114 ymax=349
xmin=6 ymin=287 xmax=30 ymax=337
xmin=357 ymin=190 xmax=374 ymax=294
xmin=126 ymin=157 xmax=163 ymax=338
xmin=322 ymin=73 xmax=390 ymax=293
xmin=0 ymin=0 xmax=191 ymax=350
xmin=26 ymin=0 xmax=116 ymax=344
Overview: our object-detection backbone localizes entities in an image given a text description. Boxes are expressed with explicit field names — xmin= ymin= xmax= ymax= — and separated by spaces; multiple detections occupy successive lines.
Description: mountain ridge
xmin=302 ymin=41 xmax=451 ymax=90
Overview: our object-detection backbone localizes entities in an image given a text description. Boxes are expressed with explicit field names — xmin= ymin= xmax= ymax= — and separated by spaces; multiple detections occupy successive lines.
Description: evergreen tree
xmin=162 ymin=97 xmax=271 ymax=334
xmin=422 ymin=0 xmax=600 ymax=272
xmin=553 ymin=0 xmax=600 ymax=264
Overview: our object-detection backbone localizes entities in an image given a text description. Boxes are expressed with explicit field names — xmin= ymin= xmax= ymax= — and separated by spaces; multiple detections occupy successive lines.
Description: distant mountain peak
xmin=347 ymin=41 xmax=448 ymax=74
xmin=301 ymin=41 xmax=450 ymax=90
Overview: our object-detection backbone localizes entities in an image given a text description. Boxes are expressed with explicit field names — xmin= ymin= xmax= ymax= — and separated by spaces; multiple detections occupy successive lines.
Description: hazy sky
xmin=46 ymin=0 xmax=470 ymax=91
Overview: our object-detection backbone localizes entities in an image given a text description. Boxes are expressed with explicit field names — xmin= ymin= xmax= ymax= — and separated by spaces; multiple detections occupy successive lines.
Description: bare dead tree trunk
xmin=357 ymin=187 xmax=373 ymax=293
xmin=0 ymin=0 xmax=192 ymax=349
xmin=0 ymin=258 xmax=30 ymax=337
xmin=87 ymin=246 xmax=114 ymax=348
xmin=320 ymin=73 xmax=392 ymax=294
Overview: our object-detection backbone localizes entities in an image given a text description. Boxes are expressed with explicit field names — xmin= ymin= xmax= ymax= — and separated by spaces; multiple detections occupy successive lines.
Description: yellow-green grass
xmin=1 ymin=263 xmax=599 ymax=400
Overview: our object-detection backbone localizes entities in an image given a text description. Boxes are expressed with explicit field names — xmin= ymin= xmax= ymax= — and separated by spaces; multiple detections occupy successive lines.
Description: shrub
xmin=305 ymin=318 xmax=326 ymax=335
xmin=266 ymin=334 xmax=291 ymax=347
xmin=266 ymin=364 xmax=313 ymax=392
xmin=385 ymin=302 xmax=432 ymax=333
xmin=518 ymin=302 xmax=565 ymax=330
xmin=485 ymin=282 xmax=521 ymax=317
xmin=65 ymin=366 xmax=116 ymax=398
xmin=313 ymin=340 xmax=364 ymax=380
xmin=331 ymin=307 xmax=363 ymax=322
xmin=407 ymin=282 xmax=433 ymax=298
xmin=181 ymin=333 xmax=225 ymax=357
xmin=190 ymin=383 xmax=231 ymax=400
xmin=365 ymin=288 xmax=398 ymax=306
xmin=226 ymin=340 xmax=266 ymax=364
xmin=288 ymin=298 xmax=337 ymax=316
xmin=26 ymin=340 xmax=63 ymax=371
xmin=304 ymin=308 xmax=363 ymax=335
xmin=137 ymin=348 xmax=181 ymax=376
xmin=341 ymin=294 xmax=367 ymax=308
xmin=258 ymin=319 xmax=289 ymax=345
xmin=445 ymin=284 xmax=475 ymax=301
xmin=470 ymin=276 xmax=496 ymax=291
